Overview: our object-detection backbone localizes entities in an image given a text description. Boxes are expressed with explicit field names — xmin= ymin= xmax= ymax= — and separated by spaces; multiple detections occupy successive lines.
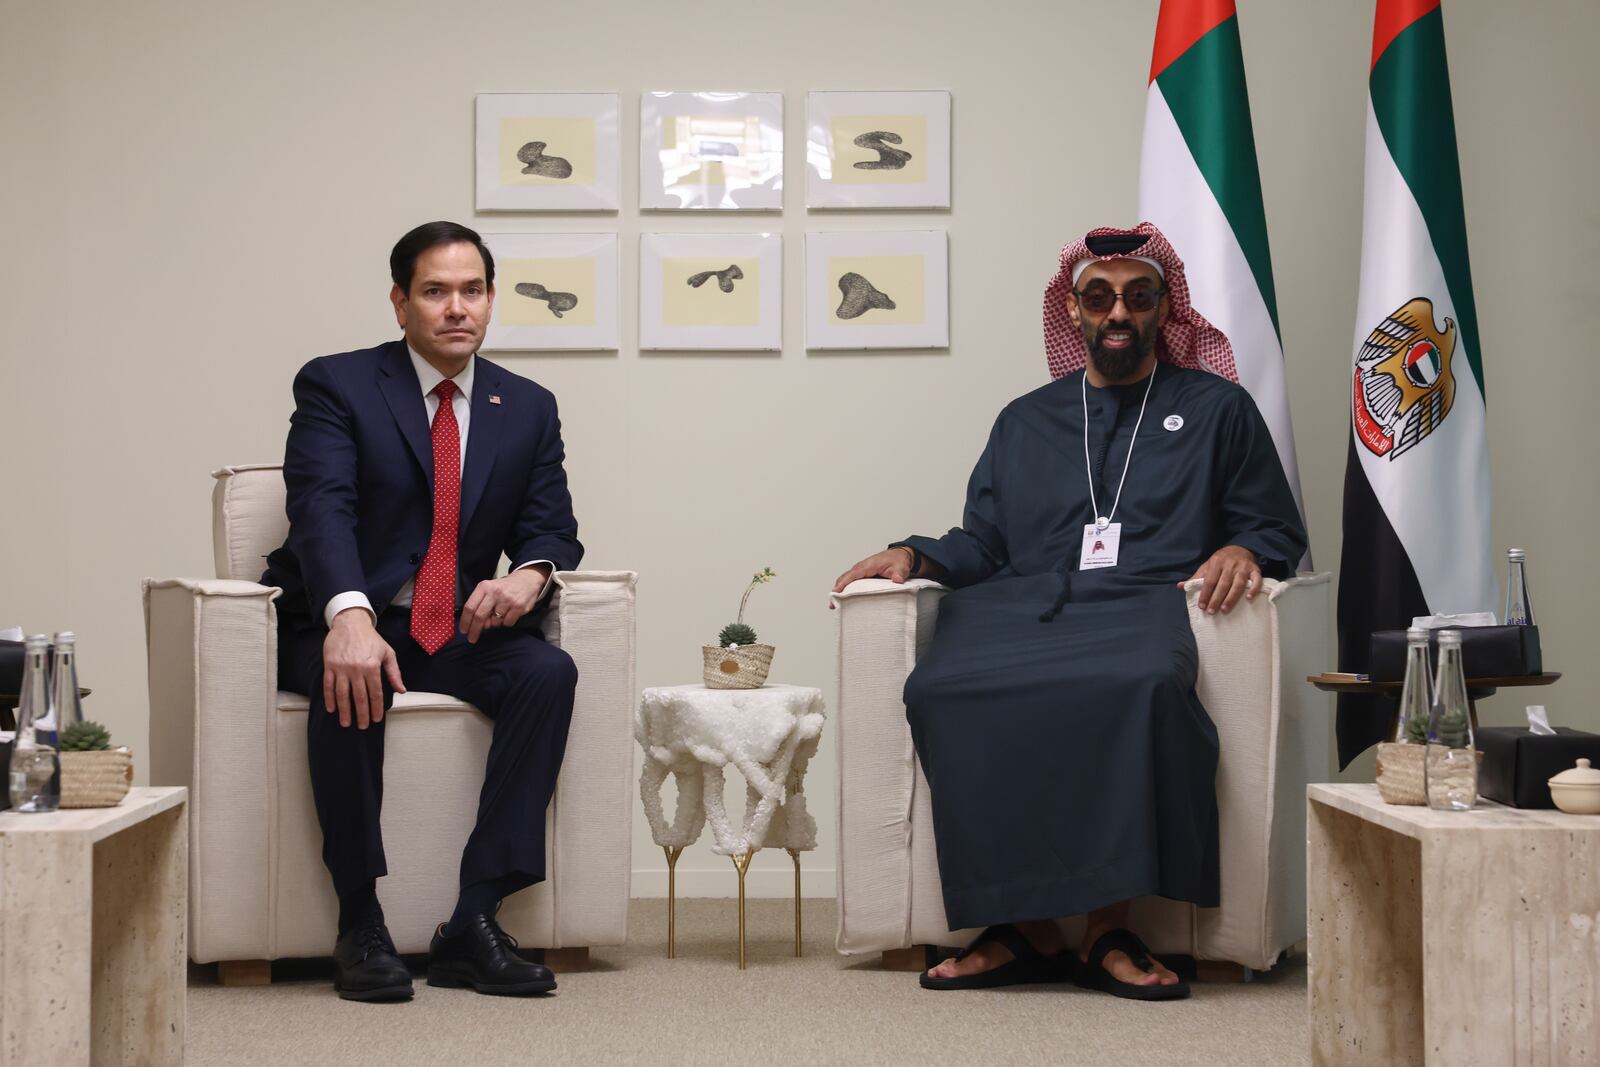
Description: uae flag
xmin=1139 ymin=0 xmax=1308 ymax=538
xmin=1337 ymin=0 xmax=1495 ymax=766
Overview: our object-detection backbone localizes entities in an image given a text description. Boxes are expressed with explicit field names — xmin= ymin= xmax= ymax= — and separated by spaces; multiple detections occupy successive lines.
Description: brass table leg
xmin=731 ymin=850 xmax=756 ymax=969
xmin=663 ymin=846 xmax=684 ymax=959
xmin=786 ymin=848 xmax=802 ymax=957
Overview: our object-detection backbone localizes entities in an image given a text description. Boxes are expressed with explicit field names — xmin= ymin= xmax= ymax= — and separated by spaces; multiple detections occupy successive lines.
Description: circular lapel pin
xmin=1163 ymin=415 xmax=1184 ymax=432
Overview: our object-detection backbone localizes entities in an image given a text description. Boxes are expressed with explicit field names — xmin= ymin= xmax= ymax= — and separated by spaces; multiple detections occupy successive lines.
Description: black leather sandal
xmin=918 ymin=923 xmax=1076 ymax=991
xmin=1076 ymin=928 xmax=1191 ymax=1001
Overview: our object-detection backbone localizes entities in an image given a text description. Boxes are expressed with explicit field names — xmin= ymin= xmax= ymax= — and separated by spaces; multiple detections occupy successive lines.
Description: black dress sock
xmin=444 ymin=876 xmax=513 ymax=936
xmin=337 ymin=881 xmax=382 ymax=937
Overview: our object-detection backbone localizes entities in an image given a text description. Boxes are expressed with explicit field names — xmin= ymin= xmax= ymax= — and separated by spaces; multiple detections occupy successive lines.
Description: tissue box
xmin=1477 ymin=726 xmax=1600 ymax=809
xmin=1368 ymin=625 xmax=1542 ymax=683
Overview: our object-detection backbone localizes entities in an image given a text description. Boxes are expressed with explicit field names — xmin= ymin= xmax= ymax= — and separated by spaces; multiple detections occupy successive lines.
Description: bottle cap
xmin=1508 ymin=548 xmax=1526 ymax=560
xmin=52 ymin=631 xmax=76 ymax=645
xmin=1437 ymin=628 xmax=1463 ymax=646
xmin=24 ymin=634 xmax=48 ymax=650
xmin=1406 ymin=626 xmax=1429 ymax=641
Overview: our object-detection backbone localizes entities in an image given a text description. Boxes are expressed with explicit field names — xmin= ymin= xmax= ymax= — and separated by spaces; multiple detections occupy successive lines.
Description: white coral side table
xmin=635 ymin=684 xmax=826 ymax=969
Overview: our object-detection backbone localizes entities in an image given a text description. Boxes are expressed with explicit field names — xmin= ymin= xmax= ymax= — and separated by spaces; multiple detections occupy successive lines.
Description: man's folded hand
xmin=460 ymin=564 xmax=551 ymax=643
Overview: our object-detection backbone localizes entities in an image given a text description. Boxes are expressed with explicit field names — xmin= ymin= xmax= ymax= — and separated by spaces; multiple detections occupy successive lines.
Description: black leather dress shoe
xmin=332 ymin=921 xmax=413 ymax=1002
xmin=426 ymin=914 xmax=557 ymax=995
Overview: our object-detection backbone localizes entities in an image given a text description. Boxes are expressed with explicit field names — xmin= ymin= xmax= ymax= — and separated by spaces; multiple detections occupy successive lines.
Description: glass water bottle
xmin=1505 ymin=548 xmax=1534 ymax=625
xmin=8 ymin=635 xmax=60 ymax=813
xmin=1394 ymin=626 xmax=1434 ymax=744
xmin=48 ymin=632 xmax=84 ymax=746
xmin=1425 ymin=629 xmax=1477 ymax=811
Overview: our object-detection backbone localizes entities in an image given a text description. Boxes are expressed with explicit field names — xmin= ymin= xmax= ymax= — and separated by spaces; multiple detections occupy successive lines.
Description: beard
xmin=1083 ymin=316 xmax=1157 ymax=381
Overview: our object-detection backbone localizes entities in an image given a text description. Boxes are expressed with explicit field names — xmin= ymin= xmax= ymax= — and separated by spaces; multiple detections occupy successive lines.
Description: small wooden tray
xmin=1307 ymin=672 xmax=1561 ymax=694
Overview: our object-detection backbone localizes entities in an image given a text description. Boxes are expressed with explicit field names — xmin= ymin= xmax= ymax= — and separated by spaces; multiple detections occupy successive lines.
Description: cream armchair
xmin=830 ymin=573 xmax=1332 ymax=973
xmin=143 ymin=464 xmax=635 ymax=980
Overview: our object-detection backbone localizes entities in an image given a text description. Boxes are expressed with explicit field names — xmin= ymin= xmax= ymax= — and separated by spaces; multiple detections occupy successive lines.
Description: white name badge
xmin=1080 ymin=522 xmax=1121 ymax=570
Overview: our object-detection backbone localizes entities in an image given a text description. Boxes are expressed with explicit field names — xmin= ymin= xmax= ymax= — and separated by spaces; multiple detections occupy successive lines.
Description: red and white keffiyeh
xmin=1043 ymin=222 xmax=1238 ymax=383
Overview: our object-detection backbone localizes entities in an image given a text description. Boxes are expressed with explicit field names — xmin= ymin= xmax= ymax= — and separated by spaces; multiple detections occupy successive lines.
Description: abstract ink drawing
xmin=852 ymin=131 xmax=912 ymax=170
xmin=805 ymin=91 xmax=949 ymax=209
xmin=686 ymin=264 xmax=744 ymax=293
xmin=517 ymin=141 xmax=574 ymax=179
xmin=836 ymin=273 xmax=895 ymax=319
xmin=514 ymin=282 xmax=580 ymax=318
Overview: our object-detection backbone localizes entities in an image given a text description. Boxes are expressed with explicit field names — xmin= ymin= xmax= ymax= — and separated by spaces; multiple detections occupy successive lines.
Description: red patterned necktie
xmin=411 ymin=379 xmax=461 ymax=654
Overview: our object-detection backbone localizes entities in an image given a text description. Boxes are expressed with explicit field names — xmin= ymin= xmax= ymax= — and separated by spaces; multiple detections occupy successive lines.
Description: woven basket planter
xmin=1375 ymin=741 xmax=1482 ymax=806
xmin=59 ymin=747 xmax=133 ymax=808
xmin=702 ymin=644 xmax=774 ymax=690
xmin=1375 ymin=742 xmax=1426 ymax=805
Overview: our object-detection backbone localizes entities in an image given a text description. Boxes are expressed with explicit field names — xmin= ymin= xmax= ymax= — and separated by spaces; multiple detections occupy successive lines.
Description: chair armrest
xmin=142 ymin=576 xmax=280 ymax=964
xmin=543 ymin=569 xmax=637 ymax=947
xmin=1180 ymin=569 xmax=1333 ymax=967
xmin=829 ymin=577 xmax=950 ymax=731
xmin=830 ymin=577 xmax=949 ymax=953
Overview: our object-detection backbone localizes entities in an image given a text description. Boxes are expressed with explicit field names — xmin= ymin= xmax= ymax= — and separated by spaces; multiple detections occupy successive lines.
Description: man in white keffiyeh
xmin=833 ymin=224 xmax=1305 ymax=1000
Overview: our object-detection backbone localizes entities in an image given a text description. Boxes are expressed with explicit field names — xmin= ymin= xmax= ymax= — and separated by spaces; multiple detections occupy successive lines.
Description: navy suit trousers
xmin=278 ymin=608 xmax=577 ymax=899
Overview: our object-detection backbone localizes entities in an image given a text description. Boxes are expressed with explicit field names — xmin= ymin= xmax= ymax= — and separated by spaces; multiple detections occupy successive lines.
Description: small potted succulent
xmin=703 ymin=567 xmax=777 ymax=689
xmin=58 ymin=720 xmax=133 ymax=808
xmin=1378 ymin=706 xmax=1482 ymax=805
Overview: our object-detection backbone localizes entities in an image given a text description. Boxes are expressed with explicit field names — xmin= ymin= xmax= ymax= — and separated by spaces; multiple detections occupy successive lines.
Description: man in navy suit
xmin=264 ymin=221 xmax=582 ymax=1002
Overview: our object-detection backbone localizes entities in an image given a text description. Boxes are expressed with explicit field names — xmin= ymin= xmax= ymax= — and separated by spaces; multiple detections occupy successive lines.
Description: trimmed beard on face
xmin=1084 ymin=317 xmax=1156 ymax=381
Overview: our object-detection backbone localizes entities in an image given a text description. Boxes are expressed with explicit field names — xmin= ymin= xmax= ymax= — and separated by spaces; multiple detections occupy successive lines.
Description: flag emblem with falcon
xmin=1352 ymin=297 xmax=1457 ymax=460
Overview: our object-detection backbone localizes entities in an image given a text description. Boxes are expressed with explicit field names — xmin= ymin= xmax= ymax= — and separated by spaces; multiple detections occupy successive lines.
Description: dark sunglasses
xmin=1072 ymin=281 xmax=1167 ymax=315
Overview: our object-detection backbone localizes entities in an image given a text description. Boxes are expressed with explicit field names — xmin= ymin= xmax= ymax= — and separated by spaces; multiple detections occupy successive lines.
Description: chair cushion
xmin=212 ymin=465 xmax=290 ymax=581
xmin=275 ymin=690 xmax=478 ymax=714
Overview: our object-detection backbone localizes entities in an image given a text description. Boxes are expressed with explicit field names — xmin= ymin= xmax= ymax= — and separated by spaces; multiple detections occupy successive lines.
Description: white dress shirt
xmin=323 ymin=346 xmax=553 ymax=627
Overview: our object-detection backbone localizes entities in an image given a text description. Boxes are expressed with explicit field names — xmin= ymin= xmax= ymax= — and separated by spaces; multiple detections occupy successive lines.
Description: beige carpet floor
xmin=187 ymin=899 xmax=1309 ymax=1065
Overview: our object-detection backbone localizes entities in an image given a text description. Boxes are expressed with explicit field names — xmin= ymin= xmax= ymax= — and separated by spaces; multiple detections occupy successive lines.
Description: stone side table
xmin=636 ymin=684 xmax=825 ymax=968
xmin=0 ymin=786 xmax=187 ymax=1066
xmin=1308 ymin=782 xmax=1600 ymax=1065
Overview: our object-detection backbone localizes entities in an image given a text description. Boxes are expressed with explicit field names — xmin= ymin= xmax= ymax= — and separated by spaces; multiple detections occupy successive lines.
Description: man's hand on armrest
xmin=323 ymin=609 xmax=405 ymax=730
xmin=831 ymin=546 xmax=942 ymax=600
xmin=1182 ymin=544 xmax=1262 ymax=616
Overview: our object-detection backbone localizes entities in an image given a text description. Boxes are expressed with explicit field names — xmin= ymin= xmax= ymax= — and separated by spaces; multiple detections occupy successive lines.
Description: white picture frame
xmin=805 ymin=90 xmax=951 ymax=209
xmin=475 ymin=93 xmax=620 ymax=211
xmin=805 ymin=231 xmax=948 ymax=350
xmin=481 ymin=233 xmax=618 ymax=351
xmin=640 ymin=233 xmax=783 ymax=350
xmin=639 ymin=91 xmax=784 ymax=210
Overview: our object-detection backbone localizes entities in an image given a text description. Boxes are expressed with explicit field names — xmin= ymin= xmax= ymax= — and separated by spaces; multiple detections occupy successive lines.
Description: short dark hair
xmin=389 ymin=221 xmax=495 ymax=293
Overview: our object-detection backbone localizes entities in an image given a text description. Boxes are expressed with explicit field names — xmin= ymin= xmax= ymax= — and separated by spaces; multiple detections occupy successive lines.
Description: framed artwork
xmin=805 ymin=90 xmax=951 ymax=209
xmin=475 ymin=93 xmax=620 ymax=211
xmin=481 ymin=233 xmax=618 ymax=350
xmin=805 ymin=231 xmax=948 ymax=349
xmin=639 ymin=91 xmax=784 ymax=210
xmin=639 ymin=233 xmax=782 ymax=350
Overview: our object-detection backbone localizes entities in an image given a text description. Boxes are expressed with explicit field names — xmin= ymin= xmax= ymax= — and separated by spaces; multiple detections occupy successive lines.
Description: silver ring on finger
xmin=492 ymin=611 xmax=504 ymax=619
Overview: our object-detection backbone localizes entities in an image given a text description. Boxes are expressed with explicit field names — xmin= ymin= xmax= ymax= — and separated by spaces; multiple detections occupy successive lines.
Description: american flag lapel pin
xmin=489 ymin=394 xmax=502 ymax=405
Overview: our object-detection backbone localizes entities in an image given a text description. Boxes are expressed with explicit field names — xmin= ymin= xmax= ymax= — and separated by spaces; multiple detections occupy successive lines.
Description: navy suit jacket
xmin=263 ymin=339 xmax=583 ymax=625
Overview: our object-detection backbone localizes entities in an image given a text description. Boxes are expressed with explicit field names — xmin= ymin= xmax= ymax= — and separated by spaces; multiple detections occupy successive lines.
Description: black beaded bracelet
xmin=893 ymin=544 xmax=924 ymax=577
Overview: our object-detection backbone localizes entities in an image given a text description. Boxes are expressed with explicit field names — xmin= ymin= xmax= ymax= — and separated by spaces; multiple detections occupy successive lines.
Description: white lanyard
xmin=1082 ymin=364 xmax=1157 ymax=532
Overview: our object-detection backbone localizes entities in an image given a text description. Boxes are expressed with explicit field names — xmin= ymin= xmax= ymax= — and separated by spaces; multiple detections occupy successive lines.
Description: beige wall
xmin=3 ymin=0 xmax=1596 ymax=897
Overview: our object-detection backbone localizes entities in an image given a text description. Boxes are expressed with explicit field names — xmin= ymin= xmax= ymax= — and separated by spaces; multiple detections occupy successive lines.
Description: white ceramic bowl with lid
xmin=1548 ymin=758 xmax=1600 ymax=815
